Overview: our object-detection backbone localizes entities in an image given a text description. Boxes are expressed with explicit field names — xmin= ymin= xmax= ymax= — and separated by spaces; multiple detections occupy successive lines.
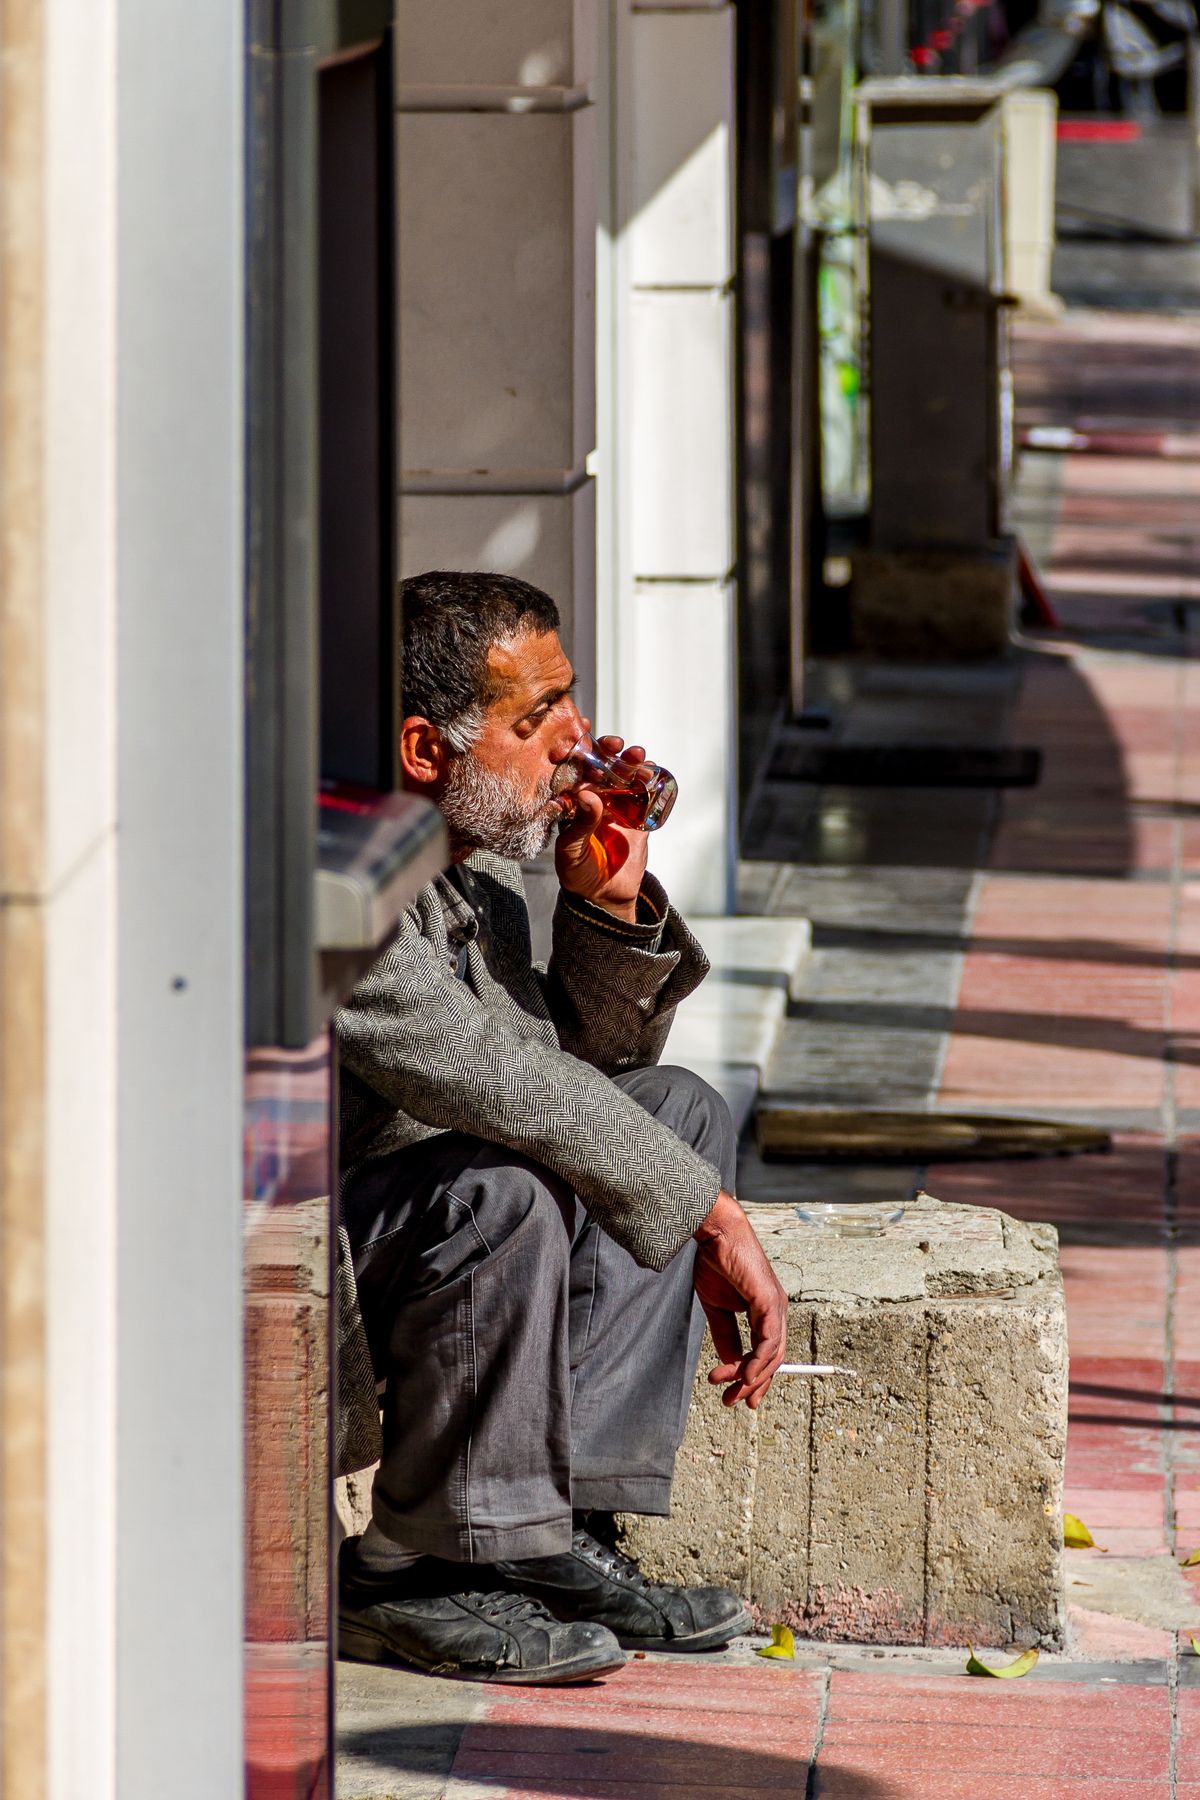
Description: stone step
xmin=669 ymin=917 xmax=812 ymax=1134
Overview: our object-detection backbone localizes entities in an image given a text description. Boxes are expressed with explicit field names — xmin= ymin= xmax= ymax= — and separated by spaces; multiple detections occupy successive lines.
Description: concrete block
xmin=924 ymin=1294 xmax=1067 ymax=1646
xmin=398 ymin=108 xmax=595 ymax=478
xmin=629 ymin=9 xmax=734 ymax=289
xmin=616 ymin=1192 xmax=1068 ymax=1647
xmin=629 ymin=291 xmax=734 ymax=579
xmin=617 ymin=1370 xmax=759 ymax=1597
xmin=397 ymin=0 xmax=597 ymax=90
xmin=850 ymin=543 xmax=1016 ymax=660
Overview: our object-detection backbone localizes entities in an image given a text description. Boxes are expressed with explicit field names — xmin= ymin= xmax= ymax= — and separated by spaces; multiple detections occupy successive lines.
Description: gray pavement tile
xmin=1053 ymin=242 xmax=1200 ymax=316
xmin=770 ymin=864 xmax=977 ymax=931
xmin=745 ymin=788 xmax=995 ymax=871
xmin=763 ymin=1022 xmax=947 ymax=1108
xmin=1172 ymin=1651 xmax=1200 ymax=1686
xmin=336 ymin=1662 xmax=482 ymax=1800
xmin=734 ymin=859 xmax=787 ymax=915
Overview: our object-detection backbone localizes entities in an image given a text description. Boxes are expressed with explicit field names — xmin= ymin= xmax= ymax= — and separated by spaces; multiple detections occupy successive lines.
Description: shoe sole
xmin=614 ymin=1606 xmax=754 ymax=1653
xmin=338 ymin=1616 xmax=627 ymax=1685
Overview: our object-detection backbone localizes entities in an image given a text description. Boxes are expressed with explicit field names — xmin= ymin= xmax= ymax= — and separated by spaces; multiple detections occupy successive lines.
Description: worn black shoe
xmin=492 ymin=1528 xmax=752 ymax=1652
xmin=338 ymin=1538 xmax=627 ymax=1685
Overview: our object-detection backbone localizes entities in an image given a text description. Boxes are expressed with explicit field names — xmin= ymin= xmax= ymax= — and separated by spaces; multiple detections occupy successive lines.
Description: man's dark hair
xmin=401 ymin=570 xmax=561 ymax=751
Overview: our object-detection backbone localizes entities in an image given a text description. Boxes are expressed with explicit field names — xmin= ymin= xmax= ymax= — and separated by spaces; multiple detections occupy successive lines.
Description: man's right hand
xmin=692 ymin=1190 xmax=787 ymax=1409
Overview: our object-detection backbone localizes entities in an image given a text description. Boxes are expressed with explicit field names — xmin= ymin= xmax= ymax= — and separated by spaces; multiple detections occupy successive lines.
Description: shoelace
xmin=467 ymin=1590 xmax=555 ymax=1625
xmin=572 ymin=1529 xmax=654 ymax=1592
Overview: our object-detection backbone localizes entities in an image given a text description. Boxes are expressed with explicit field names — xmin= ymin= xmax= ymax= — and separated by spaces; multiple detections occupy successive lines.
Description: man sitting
xmin=337 ymin=569 xmax=787 ymax=1684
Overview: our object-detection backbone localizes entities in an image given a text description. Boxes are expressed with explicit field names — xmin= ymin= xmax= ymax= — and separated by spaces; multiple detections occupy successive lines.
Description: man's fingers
xmin=557 ymin=787 xmax=603 ymax=846
xmin=736 ymin=1300 xmax=788 ymax=1404
xmin=701 ymin=1302 xmax=745 ymax=1383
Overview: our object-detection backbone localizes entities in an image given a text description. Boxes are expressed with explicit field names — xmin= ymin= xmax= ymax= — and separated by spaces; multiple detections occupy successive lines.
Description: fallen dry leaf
xmin=756 ymin=1623 xmax=796 ymax=1661
xmin=1182 ymin=1548 xmax=1200 ymax=1568
xmin=1063 ymin=1513 xmax=1095 ymax=1549
xmin=966 ymin=1646 xmax=1040 ymax=1679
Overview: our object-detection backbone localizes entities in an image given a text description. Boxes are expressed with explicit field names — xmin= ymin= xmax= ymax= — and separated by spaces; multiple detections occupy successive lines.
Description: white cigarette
xmin=776 ymin=1363 xmax=858 ymax=1377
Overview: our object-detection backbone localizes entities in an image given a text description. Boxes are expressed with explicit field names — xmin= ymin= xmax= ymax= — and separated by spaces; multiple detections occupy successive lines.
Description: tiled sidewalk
xmin=337 ymin=313 xmax=1200 ymax=1797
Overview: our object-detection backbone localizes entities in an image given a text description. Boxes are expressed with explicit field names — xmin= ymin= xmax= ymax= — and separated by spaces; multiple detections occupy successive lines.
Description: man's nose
xmin=551 ymin=704 xmax=590 ymax=760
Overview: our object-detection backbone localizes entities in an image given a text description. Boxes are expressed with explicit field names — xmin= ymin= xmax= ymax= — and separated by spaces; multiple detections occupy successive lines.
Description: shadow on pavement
xmin=819 ymin=923 xmax=1200 ymax=974
xmin=799 ymin=995 xmax=1197 ymax=1067
xmin=337 ymin=1717 xmax=904 ymax=1799
xmin=744 ymin=647 xmax=1135 ymax=881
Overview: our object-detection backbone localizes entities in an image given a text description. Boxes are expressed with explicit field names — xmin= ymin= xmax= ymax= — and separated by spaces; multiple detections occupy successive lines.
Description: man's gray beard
xmin=440 ymin=754 xmax=574 ymax=862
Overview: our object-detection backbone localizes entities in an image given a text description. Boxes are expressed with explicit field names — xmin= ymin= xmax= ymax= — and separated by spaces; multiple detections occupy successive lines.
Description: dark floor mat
xmin=767 ymin=743 xmax=1042 ymax=788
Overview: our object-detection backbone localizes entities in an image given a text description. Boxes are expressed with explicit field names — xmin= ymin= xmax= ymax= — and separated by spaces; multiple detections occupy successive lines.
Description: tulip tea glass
xmin=566 ymin=732 xmax=678 ymax=831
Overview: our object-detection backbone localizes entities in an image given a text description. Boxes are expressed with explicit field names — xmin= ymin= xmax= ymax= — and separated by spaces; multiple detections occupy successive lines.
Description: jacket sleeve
xmin=336 ymin=918 xmax=721 ymax=1270
xmin=543 ymin=873 xmax=711 ymax=1075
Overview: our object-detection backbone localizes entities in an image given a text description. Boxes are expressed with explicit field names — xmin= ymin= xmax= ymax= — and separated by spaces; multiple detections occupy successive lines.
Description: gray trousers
xmin=343 ymin=1065 xmax=736 ymax=1563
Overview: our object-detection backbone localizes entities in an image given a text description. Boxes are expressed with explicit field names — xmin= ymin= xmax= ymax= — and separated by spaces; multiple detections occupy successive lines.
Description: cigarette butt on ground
xmin=776 ymin=1363 xmax=860 ymax=1378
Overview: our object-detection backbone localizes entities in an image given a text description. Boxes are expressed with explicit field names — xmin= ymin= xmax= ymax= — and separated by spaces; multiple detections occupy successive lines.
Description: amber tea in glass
xmin=565 ymin=733 xmax=678 ymax=831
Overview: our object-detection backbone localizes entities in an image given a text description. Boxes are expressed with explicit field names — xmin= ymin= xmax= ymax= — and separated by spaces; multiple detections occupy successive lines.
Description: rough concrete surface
xmin=617 ymin=1192 xmax=1068 ymax=1649
xmin=1066 ymin=1554 xmax=1200 ymax=1635
xmin=337 ymin=1662 xmax=482 ymax=1799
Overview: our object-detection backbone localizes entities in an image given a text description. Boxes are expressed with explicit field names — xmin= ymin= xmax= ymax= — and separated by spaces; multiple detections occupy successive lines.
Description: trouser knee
xmin=613 ymin=1063 xmax=737 ymax=1190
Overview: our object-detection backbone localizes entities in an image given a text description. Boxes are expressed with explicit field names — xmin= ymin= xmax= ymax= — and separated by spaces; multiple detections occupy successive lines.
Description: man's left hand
xmin=555 ymin=737 xmax=650 ymax=923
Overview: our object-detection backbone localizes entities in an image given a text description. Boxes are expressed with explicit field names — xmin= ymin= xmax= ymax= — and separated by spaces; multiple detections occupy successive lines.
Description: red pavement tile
xmin=1069 ymin=1357 xmax=1168 ymax=1418
xmin=817 ymin=1722 xmax=1168 ymax=1779
xmin=458 ymin=1670 xmax=823 ymax=1800
xmin=1171 ymin=1140 xmax=1200 ymax=1215
xmin=1056 ymin=1247 xmax=1168 ymax=1360
xmin=1065 ymin=1486 xmax=1167 ymax=1551
xmin=458 ymin=1790 xmax=804 ymax=1800
xmin=992 ymin=809 xmax=1174 ymax=877
xmin=1171 ymin=1255 xmax=1200 ymax=1361
xmin=1172 ymin=1739 xmax=1200 ymax=1782
xmin=824 ymin=1671 xmax=1168 ymax=1726
xmin=485 ymin=1664 xmax=823 ymax=1716
xmin=1063 ymin=1487 xmax=1166 ymax=1527
xmin=925 ymin=1139 xmax=1166 ymax=1228
xmin=1068 ymin=1606 xmax=1175 ymax=1660
xmin=816 ymin=1781 xmax=1168 ymax=1800
xmin=1174 ymin=1488 xmax=1200 ymax=1531
xmin=939 ymin=880 xmax=1171 ymax=1106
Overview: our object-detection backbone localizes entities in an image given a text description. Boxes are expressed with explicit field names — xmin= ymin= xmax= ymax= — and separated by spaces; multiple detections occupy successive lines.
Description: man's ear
xmin=399 ymin=715 xmax=450 ymax=791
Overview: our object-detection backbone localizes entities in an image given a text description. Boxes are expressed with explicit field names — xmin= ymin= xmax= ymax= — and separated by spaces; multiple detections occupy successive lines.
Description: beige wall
xmin=396 ymin=0 xmax=599 ymax=710
xmin=0 ymin=2 xmax=50 ymax=1791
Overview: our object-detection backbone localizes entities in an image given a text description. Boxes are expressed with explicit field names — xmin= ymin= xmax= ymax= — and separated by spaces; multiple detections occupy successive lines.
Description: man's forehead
xmin=486 ymin=629 xmax=573 ymax=706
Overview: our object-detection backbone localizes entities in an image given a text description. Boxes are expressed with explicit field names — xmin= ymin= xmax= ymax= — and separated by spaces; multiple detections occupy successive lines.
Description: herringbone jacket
xmin=336 ymin=852 xmax=720 ymax=1271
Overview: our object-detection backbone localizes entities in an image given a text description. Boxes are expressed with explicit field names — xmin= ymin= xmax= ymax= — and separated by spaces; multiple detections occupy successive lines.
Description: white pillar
xmin=395 ymin=1 xmax=599 ymax=708
xmin=599 ymin=0 xmax=738 ymax=914
xmin=112 ymin=0 xmax=245 ymax=1789
xmin=4 ymin=2 xmax=247 ymax=1794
